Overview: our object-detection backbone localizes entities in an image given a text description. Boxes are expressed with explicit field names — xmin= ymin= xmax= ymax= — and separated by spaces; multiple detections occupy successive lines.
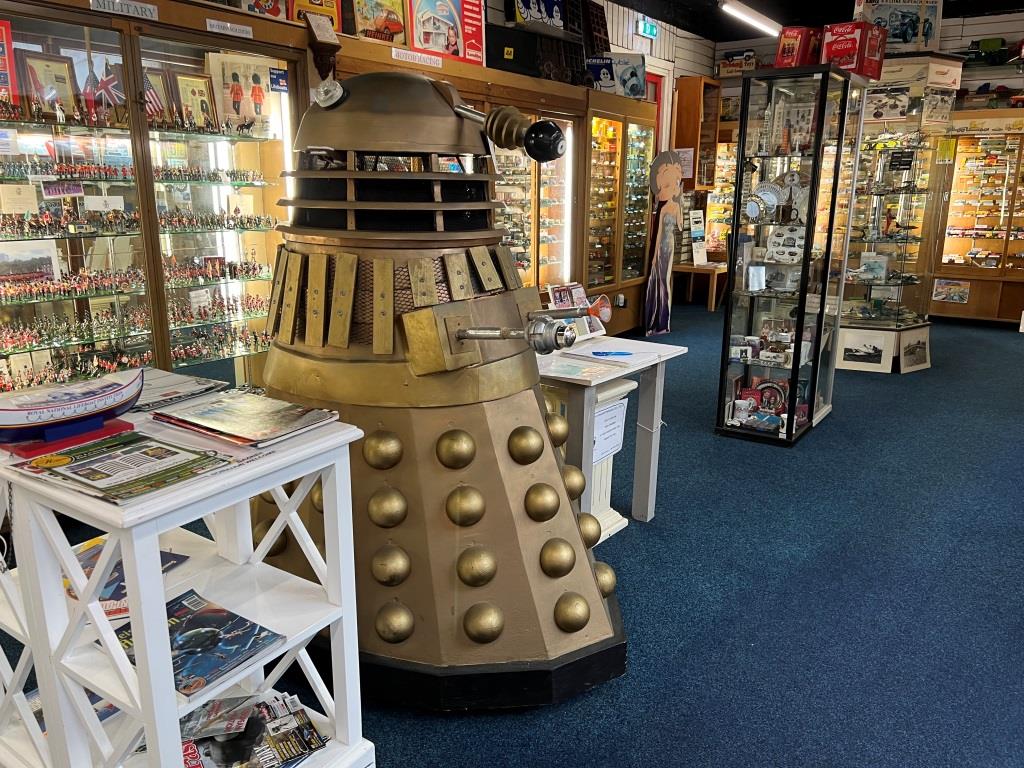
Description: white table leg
xmin=564 ymin=384 xmax=597 ymax=516
xmin=213 ymin=500 xmax=255 ymax=565
xmin=12 ymin=494 xmax=92 ymax=768
xmin=321 ymin=448 xmax=361 ymax=748
xmin=632 ymin=361 xmax=665 ymax=522
xmin=120 ymin=521 xmax=182 ymax=767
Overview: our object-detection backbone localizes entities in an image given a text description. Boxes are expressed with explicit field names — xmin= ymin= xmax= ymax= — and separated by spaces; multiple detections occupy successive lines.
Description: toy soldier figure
xmin=54 ymin=99 xmax=65 ymax=124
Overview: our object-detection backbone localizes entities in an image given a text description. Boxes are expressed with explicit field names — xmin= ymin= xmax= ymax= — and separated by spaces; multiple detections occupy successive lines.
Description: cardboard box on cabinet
xmin=822 ymin=21 xmax=887 ymax=80
xmin=775 ymin=27 xmax=823 ymax=68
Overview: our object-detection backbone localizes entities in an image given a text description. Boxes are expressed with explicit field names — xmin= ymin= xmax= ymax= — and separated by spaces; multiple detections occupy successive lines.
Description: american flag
xmin=142 ymin=71 xmax=164 ymax=119
xmin=95 ymin=62 xmax=124 ymax=106
xmin=82 ymin=68 xmax=98 ymax=115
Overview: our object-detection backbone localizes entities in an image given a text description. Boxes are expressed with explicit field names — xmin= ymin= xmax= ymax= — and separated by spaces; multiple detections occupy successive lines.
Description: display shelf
xmin=169 ymin=312 xmax=269 ymax=333
xmin=147 ymin=128 xmax=271 ymax=144
xmin=586 ymin=115 xmax=621 ymax=288
xmin=0 ymin=119 xmax=130 ymax=139
xmin=164 ymin=274 xmax=272 ymax=290
xmin=0 ymin=287 xmax=147 ymax=307
xmin=621 ymin=123 xmax=655 ymax=283
xmin=717 ymin=64 xmax=861 ymax=443
xmin=158 ymin=226 xmax=274 ymax=235
xmin=154 ymin=179 xmax=270 ymax=188
xmin=60 ymin=529 xmax=341 ymax=718
xmin=0 ymin=414 xmax=372 ymax=768
xmin=0 ymin=230 xmax=142 ymax=242
xmin=0 ymin=329 xmax=150 ymax=358
xmin=172 ymin=343 xmax=271 ymax=369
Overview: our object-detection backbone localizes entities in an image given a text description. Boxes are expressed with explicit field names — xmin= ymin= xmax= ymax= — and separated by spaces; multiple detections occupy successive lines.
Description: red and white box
xmin=821 ymin=21 xmax=887 ymax=80
xmin=775 ymin=27 xmax=823 ymax=68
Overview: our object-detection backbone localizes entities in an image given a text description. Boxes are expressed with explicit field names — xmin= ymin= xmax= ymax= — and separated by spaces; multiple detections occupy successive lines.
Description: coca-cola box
xmin=775 ymin=27 xmax=823 ymax=68
xmin=821 ymin=21 xmax=887 ymax=80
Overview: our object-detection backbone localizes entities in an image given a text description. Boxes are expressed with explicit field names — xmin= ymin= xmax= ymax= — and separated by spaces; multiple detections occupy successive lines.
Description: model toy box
xmin=775 ymin=27 xmax=823 ymax=68
xmin=822 ymin=21 xmax=887 ymax=80
xmin=288 ymin=0 xmax=341 ymax=31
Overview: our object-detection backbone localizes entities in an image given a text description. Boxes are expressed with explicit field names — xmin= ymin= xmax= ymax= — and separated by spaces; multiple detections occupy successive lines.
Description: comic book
xmin=66 ymin=535 xmax=190 ymax=618
xmin=179 ymin=692 xmax=327 ymax=767
xmin=25 ymin=687 xmax=119 ymax=733
xmin=114 ymin=589 xmax=284 ymax=700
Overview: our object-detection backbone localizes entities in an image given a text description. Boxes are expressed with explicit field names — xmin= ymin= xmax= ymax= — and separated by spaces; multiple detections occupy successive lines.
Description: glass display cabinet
xmin=493 ymin=112 xmax=574 ymax=290
xmin=583 ymin=111 xmax=655 ymax=289
xmin=673 ymin=76 xmax=721 ymax=191
xmin=930 ymin=128 xmax=1024 ymax=322
xmin=141 ymin=37 xmax=287 ymax=384
xmin=716 ymin=65 xmax=861 ymax=445
xmin=0 ymin=10 xmax=299 ymax=393
xmin=840 ymin=125 xmax=939 ymax=373
xmin=0 ymin=19 xmax=152 ymax=390
xmin=586 ymin=114 xmax=621 ymax=289
xmin=707 ymin=141 xmax=737 ymax=255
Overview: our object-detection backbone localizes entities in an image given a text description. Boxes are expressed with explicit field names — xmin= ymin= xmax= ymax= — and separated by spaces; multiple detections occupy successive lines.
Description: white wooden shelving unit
xmin=0 ymin=415 xmax=375 ymax=768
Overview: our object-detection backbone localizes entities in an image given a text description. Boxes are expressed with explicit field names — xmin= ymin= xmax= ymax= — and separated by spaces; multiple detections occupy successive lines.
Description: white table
xmin=0 ymin=412 xmax=375 ymax=768
xmin=537 ymin=337 xmax=687 ymax=533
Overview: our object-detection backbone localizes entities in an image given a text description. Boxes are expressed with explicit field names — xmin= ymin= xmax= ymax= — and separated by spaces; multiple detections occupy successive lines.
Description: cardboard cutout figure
xmin=644 ymin=150 xmax=685 ymax=335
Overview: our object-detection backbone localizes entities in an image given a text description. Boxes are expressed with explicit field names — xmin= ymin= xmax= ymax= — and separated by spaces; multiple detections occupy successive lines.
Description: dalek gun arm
xmin=456 ymin=294 xmax=613 ymax=355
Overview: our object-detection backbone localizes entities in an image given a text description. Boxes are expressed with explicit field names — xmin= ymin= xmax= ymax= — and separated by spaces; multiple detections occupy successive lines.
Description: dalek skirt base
xmin=256 ymin=70 xmax=626 ymax=710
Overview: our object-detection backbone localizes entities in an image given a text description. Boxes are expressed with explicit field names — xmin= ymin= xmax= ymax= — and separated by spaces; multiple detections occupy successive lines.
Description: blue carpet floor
xmin=358 ymin=305 xmax=1024 ymax=768
xmin=4 ymin=305 xmax=1022 ymax=767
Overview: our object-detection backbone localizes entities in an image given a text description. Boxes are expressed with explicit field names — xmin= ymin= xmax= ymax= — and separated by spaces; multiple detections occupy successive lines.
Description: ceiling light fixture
xmin=718 ymin=0 xmax=783 ymax=37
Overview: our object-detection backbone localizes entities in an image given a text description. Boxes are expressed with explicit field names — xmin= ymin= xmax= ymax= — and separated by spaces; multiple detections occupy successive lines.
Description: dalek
xmin=254 ymin=56 xmax=625 ymax=709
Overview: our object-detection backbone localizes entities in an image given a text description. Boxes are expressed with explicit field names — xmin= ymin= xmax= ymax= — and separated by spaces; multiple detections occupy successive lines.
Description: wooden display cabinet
xmin=932 ymin=120 xmax=1024 ymax=322
xmin=582 ymin=90 xmax=657 ymax=335
xmin=672 ymin=76 xmax=722 ymax=192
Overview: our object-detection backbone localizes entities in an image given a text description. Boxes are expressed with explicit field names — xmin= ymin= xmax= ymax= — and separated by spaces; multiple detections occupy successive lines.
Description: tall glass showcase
xmin=0 ymin=11 xmax=298 ymax=393
xmin=0 ymin=20 xmax=152 ymax=390
xmin=493 ymin=112 xmax=574 ymax=290
xmin=841 ymin=127 xmax=938 ymax=373
xmin=584 ymin=112 xmax=655 ymax=289
xmin=717 ymin=65 xmax=861 ymax=445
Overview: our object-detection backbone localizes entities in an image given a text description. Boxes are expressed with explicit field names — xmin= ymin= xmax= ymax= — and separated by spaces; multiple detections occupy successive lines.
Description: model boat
xmin=0 ymin=369 xmax=143 ymax=442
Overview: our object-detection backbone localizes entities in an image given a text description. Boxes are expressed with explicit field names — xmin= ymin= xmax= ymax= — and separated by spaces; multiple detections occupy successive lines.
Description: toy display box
xmin=775 ymin=27 xmax=823 ymax=68
xmin=822 ymin=21 xmax=887 ymax=80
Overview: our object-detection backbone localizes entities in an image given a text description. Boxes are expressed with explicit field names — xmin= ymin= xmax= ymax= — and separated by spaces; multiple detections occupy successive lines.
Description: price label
xmin=189 ymin=288 xmax=213 ymax=314
xmin=84 ymin=195 xmax=125 ymax=212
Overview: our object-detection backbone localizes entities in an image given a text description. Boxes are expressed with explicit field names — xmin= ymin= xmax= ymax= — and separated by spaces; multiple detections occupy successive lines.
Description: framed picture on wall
xmin=171 ymin=72 xmax=219 ymax=132
xmin=142 ymin=68 xmax=172 ymax=126
xmin=15 ymin=51 xmax=79 ymax=120
xmin=205 ymin=52 xmax=280 ymax=138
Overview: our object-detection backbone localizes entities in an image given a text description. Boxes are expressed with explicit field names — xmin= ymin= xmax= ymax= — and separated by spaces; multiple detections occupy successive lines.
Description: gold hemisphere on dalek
xmin=254 ymin=59 xmax=624 ymax=709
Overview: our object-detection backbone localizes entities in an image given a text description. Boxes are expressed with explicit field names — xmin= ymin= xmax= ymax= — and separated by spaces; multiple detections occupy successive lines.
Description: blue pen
xmin=592 ymin=351 xmax=633 ymax=357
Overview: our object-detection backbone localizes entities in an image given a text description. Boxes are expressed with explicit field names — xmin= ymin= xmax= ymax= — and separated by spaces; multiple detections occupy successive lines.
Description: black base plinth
xmin=352 ymin=598 xmax=626 ymax=712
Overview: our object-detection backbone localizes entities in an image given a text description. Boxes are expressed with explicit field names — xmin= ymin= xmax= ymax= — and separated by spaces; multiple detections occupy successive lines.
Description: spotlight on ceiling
xmin=718 ymin=0 xmax=783 ymax=37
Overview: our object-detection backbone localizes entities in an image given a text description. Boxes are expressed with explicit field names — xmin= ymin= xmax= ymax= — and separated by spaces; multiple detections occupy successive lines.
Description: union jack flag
xmin=95 ymin=62 xmax=124 ymax=107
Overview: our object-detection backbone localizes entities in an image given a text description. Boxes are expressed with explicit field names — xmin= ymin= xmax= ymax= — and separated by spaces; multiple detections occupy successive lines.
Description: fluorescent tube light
xmin=719 ymin=0 xmax=783 ymax=37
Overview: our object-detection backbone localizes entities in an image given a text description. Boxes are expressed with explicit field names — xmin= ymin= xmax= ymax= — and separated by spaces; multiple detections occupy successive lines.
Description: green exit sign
xmin=636 ymin=17 xmax=658 ymax=40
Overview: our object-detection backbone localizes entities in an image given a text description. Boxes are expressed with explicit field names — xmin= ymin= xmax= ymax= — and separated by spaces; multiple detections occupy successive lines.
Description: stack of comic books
xmin=178 ymin=692 xmax=328 ymax=767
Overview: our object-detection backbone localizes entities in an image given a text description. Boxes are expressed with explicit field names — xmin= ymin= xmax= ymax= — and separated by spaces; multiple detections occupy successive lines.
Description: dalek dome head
xmin=294 ymin=71 xmax=488 ymax=157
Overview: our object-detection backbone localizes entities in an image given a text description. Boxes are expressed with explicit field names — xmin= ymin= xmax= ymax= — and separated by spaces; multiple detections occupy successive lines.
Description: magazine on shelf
xmin=152 ymin=391 xmax=337 ymax=448
xmin=133 ymin=368 xmax=229 ymax=412
xmin=114 ymin=589 xmax=284 ymax=699
xmin=178 ymin=692 xmax=327 ymax=767
xmin=25 ymin=687 xmax=119 ymax=734
xmin=11 ymin=431 xmax=233 ymax=505
xmin=65 ymin=535 xmax=190 ymax=618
